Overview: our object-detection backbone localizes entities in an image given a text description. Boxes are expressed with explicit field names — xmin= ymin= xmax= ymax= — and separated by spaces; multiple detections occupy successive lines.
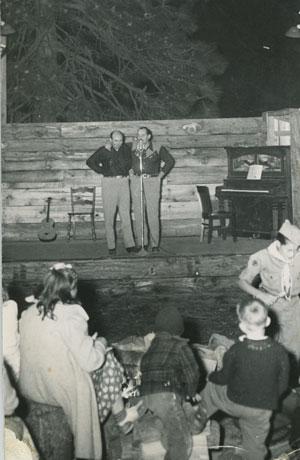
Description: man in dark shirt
xmin=86 ymin=130 xmax=136 ymax=255
xmin=130 ymin=127 xmax=175 ymax=252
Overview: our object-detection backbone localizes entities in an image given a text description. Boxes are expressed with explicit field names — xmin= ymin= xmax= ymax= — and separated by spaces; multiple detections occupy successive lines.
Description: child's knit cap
xmin=155 ymin=306 xmax=184 ymax=336
xmin=279 ymin=220 xmax=300 ymax=246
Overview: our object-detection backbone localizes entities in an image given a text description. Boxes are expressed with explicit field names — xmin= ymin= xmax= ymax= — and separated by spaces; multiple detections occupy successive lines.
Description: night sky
xmin=194 ymin=0 xmax=300 ymax=116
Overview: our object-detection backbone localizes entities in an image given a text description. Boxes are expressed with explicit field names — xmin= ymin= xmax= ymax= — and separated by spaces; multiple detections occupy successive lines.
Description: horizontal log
xmin=2 ymin=181 xmax=83 ymax=189
xmin=2 ymin=184 xmax=205 ymax=206
xmin=2 ymin=159 xmax=89 ymax=172
xmin=2 ymin=188 xmax=103 ymax=206
xmin=2 ymin=166 xmax=227 ymax=187
xmin=3 ymin=170 xmax=64 ymax=183
xmin=2 ymin=133 xmax=267 ymax=153
xmin=167 ymin=167 xmax=226 ymax=185
xmin=2 ymin=253 xmax=249 ymax=281
xmin=2 ymin=124 xmax=61 ymax=140
xmin=2 ymin=201 xmax=200 ymax=223
xmin=2 ymin=117 xmax=266 ymax=140
xmin=171 ymin=154 xmax=226 ymax=168
xmin=2 ymin=147 xmax=227 ymax=164
xmin=60 ymin=117 xmax=266 ymax=137
xmin=2 ymin=219 xmax=202 ymax=241
xmin=2 ymin=152 xmax=227 ymax=171
xmin=2 ymin=151 xmax=91 ymax=162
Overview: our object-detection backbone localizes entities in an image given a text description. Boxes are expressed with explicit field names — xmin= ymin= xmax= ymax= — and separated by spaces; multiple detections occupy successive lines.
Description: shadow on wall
xmin=77 ymin=280 xmax=106 ymax=336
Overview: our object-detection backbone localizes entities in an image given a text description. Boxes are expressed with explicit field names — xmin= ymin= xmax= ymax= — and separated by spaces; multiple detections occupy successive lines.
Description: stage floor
xmin=2 ymin=235 xmax=268 ymax=262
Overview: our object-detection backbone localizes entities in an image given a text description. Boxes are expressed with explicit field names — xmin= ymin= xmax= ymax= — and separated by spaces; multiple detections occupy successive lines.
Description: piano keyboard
xmin=220 ymin=188 xmax=269 ymax=194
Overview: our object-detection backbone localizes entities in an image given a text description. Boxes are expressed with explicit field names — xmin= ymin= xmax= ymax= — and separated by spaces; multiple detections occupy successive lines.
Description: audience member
xmin=2 ymin=281 xmax=20 ymax=381
xmin=238 ymin=219 xmax=300 ymax=381
xmin=19 ymin=263 xmax=140 ymax=460
xmin=200 ymin=298 xmax=290 ymax=460
xmin=138 ymin=306 xmax=200 ymax=460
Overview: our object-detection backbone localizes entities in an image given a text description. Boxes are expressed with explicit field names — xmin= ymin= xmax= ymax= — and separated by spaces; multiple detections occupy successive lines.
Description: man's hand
xmin=257 ymin=291 xmax=278 ymax=306
xmin=95 ymin=335 xmax=107 ymax=349
xmin=105 ymin=138 xmax=112 ymax=151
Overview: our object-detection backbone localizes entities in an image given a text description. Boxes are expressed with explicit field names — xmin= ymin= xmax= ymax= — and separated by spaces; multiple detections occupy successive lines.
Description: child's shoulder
xmin=56 ymin=302 xmax=88 ymax=319
xmin=3 ymin=299 xmax=18 ymax=310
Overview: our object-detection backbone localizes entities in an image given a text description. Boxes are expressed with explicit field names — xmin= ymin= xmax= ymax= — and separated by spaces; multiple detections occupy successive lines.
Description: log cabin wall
xmin=1 ymin=117 xmax=268 ymax=242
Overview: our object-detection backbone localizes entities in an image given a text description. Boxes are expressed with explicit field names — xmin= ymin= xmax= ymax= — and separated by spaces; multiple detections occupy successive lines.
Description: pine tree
xmin=3 ymin=0 xmax=227 ymax=122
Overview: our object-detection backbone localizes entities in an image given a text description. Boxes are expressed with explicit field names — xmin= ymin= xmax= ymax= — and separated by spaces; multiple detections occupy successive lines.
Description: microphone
xmin=137 ymin=139 xmax=144 ymax=154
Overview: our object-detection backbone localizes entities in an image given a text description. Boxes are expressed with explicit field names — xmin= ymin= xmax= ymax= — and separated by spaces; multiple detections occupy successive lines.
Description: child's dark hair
xmin=37 ymin=265 xmax=79 ymax=320
xmin=2 ymin=281 xmax=9 ymax=302
xmin=237 ymin=298 xmax=268 ymax=328
xmin=276 ymin=232 xmax=288 ymax=245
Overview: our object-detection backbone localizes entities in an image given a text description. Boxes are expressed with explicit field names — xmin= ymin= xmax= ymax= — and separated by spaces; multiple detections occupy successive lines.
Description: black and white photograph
xmin=1 ymin=0 xmax=300 ymax=459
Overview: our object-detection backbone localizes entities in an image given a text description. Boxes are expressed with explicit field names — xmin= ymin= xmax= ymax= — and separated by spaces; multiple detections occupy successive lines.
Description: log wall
xmin=2 ymin=253 xmax=250 ymax=343
xmin=1 ymin=117 xmax=267 ymax=241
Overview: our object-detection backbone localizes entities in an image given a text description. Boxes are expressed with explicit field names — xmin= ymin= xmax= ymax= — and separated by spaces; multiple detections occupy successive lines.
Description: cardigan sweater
xmin=208 ymin=337 xmax=289 ymax=410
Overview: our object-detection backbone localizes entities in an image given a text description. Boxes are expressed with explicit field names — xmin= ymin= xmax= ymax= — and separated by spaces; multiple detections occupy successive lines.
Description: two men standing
xmin=86 ymin=127 xmax=174 ymax=255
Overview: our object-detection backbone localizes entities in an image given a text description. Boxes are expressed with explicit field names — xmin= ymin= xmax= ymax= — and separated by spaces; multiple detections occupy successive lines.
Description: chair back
xmin=70 ymin=187 xmax=96 ymax=214
xmin=196 ymin=186 xmax=213 ymax=218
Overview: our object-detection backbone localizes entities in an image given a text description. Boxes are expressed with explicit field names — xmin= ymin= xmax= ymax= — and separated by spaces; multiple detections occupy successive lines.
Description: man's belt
xmin=135 ymin=174 xmax=158 ymax=178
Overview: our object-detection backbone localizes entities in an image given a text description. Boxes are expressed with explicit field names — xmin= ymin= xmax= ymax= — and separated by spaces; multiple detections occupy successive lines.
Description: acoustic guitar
xmin=38 ymin=197 xmax=57 ymax=242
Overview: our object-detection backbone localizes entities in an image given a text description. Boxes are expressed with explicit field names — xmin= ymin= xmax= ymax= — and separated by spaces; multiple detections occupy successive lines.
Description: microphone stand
xmin=137 ymin=142 xmax=148 ymax=257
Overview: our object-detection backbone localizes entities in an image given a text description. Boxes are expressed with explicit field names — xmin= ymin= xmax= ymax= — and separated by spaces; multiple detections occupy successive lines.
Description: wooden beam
xmin=2 ymin=117 xmax=266 ymax=139
xmin=289 ymin=109 xmax=300 ymax=226
xmin=2 ymin=254 xmax=249 ymax=282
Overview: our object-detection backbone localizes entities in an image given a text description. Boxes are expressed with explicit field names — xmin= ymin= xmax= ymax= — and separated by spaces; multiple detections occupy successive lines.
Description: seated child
xmin=19 ymin=263 xmax=140 ymax=460
xmin=3 ymin=363 xmax=39 ymax=460
xmin=2 ymin=281 xmax=20 ymax=381
xmin=200 ymin=298 xmax=290 ymax=460
xmin=139 ymin=306 xmax=201 ymax=460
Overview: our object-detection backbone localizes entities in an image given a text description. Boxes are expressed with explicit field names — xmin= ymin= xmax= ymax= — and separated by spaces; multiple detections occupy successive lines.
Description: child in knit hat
xmin=138 ymin=306 xmax=201 ymax=460
xmin=238 ymin=219 xmax=300 ymax=382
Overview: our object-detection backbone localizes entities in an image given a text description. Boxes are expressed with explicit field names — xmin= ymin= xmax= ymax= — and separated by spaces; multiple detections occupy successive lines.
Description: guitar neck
xmin=46 ymin=198 xmax=51 ymax=222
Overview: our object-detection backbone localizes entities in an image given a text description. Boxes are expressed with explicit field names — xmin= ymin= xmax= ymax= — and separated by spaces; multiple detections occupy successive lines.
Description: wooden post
xmin=289 ymin=109 xmax=300 ymax=226
xmin=1 ymin=35 xmax=7 ymax=123
xmin=1 ymin=23 xmax=16 ymax=124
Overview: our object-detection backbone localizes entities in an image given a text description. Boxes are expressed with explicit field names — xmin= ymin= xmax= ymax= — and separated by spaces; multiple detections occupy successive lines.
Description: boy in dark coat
xmin=139 ymin=306 xmax=200 ymax=460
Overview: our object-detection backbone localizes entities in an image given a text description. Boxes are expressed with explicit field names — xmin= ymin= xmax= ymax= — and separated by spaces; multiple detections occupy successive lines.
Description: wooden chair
xmin=66 ymin=187 xmax=96 ymax=241
xmin=196 ymin=185 xmax=237 ymax=243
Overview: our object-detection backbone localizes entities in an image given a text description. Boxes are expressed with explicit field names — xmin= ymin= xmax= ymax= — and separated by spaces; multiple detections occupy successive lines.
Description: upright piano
xmin=215 ymin=146 xmax=292 ymax=238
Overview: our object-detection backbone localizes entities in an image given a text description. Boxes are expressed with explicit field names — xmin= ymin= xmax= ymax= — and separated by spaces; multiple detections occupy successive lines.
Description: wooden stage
xmin=3 ymin=236 xmax=267 ymax=344
xmin=2 ymin=235 xmax=267 ymax=262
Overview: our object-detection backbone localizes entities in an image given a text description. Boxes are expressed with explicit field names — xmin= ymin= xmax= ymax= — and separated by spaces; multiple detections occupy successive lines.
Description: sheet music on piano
xmin=247 ymin=164 xmax=263 ymax=180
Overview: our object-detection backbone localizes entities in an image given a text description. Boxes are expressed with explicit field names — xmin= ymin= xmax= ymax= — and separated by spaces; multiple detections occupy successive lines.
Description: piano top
xmin=216 ymin=146 xmax=290 ymax=199
xmin=225 ymin=146 xmax=289 ymax=179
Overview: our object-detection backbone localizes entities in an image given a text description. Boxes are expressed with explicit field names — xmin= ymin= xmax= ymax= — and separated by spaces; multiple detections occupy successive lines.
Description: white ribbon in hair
xmin=51 ymin=263 xmax=73 ymax=271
